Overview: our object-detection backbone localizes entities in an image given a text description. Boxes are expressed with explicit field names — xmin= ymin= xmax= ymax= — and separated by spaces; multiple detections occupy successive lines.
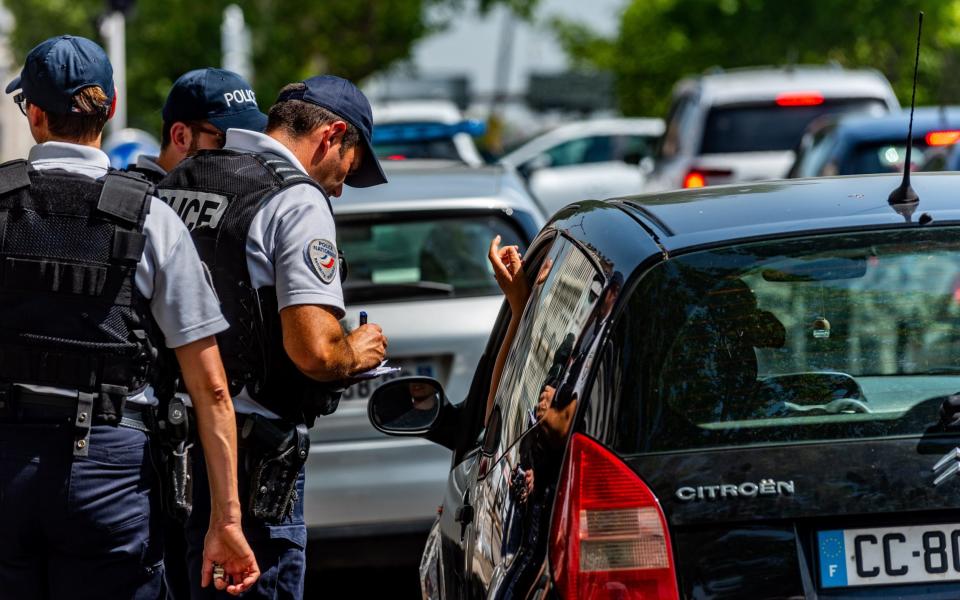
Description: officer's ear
xmin=325 ymin=121 xmax=348 ymax=153
xmin=169 ymin=122 xmax=193 ymax=154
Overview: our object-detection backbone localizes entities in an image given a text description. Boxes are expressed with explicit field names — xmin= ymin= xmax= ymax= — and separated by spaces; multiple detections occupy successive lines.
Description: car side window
xmin=488 ymin=240 xmax=603 ymax=461
xmin=797 ymin=128 xmax=838 ymax=178
xmin=660 ymin=95 xmax=697 ymax=159
xmin=543 ymin=136 xmax=616 ymax=167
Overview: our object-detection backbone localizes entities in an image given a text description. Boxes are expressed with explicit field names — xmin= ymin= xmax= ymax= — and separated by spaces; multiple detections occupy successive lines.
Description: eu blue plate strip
xmin=819 ymin=530 xmax=848 ymax=588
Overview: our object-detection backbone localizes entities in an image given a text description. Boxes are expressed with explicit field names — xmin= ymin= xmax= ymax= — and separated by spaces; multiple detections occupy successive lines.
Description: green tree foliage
xmin=554 ymin=0 xmax=960 ymax=116
xmin=7 ymin=0 xmax=537 ymax=134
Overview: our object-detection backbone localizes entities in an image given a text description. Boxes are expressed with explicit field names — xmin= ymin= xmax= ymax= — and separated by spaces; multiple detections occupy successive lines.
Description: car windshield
xmin=338 ymin=213 xmax=525 ymax=304
xmin=611 ymin=228 xmax=960 ymax=454
xmin=701 ymin=99 xmax=887 ymax=153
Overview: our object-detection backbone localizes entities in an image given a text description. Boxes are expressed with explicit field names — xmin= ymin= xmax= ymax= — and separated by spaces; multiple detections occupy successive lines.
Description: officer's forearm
xmin=298 ymin=337 xmax=355 ymax=382
xmin=281 ymin=304 xmax=356 ymax=381
xmin=174 ymin=337 xmax=243 ymax=524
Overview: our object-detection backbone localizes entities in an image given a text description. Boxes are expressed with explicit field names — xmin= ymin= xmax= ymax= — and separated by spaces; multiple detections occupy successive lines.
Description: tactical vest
xmin=157 ymin=150 xmax=341 ymax=424
xmin=0 ymin=160 xmax=157 ymax=420
xmin=126 ymin=163 xmax=165 ymax=186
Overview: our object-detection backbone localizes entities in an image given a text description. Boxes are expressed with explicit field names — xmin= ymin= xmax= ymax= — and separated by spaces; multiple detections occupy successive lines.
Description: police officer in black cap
xmin=0 ymin=35 xmax=260 ymax=598
xmin=130 ymin=67 xmax=268 ymax=184
xmin=159 ymin=75 xmax=388 ymax=599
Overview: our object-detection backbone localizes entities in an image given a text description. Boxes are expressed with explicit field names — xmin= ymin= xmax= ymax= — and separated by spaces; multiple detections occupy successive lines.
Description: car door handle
xmin=455 ymin=493 xmax=474 ymax=543
xmin=455 ymin=503 xmax=474 ymax=526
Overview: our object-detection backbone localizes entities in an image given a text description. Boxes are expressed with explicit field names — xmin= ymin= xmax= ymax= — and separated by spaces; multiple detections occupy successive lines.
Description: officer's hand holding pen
xmin=347 ymin=310 xmax=387 ymax=374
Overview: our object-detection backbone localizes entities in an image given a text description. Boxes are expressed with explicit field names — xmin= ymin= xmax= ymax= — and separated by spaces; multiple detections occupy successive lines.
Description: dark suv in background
xmin=788 ymin=107 xmax=960 ymax=177
xmin=371 ymin=172 xmax=960 ymax=598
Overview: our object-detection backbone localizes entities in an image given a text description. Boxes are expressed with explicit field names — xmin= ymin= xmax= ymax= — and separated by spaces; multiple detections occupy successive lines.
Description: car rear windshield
xmin=844 ymin=140 xmax=932 ymax=175
xmin=338 ymin=213 xmax=526 ymax=304
xmin=609 ymin=228 xmax=960 ymax=454
xmin=700 ymin=99 xmax=887 ymax=154
xmin=373 ymin=139 xmax=462 ymax=162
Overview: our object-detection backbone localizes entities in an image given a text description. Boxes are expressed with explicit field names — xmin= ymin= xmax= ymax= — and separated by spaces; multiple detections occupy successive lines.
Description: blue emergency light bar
xmin=373 ymin=120 xmax=486 ymax=144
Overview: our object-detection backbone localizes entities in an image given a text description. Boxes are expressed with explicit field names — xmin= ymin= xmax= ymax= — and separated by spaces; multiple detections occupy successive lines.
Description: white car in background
xmin=304 ymin=161 xmax=544 ymax=569
xmin=642 ymin=65 xmax=901 ymax=191
xmin=500 ymin=117 xmax=664 ymax=216
xmin=372 ymin=100 xmax=485 ymax=166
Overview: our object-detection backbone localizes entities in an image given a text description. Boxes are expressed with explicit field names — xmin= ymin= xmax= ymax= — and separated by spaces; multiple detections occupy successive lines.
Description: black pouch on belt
xmin=241 ymin=414 xmax=310 ymax=524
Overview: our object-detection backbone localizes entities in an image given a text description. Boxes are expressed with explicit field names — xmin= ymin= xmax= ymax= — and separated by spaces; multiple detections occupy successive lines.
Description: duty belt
xmin=0 ymin=386 xmax=152 ymax=456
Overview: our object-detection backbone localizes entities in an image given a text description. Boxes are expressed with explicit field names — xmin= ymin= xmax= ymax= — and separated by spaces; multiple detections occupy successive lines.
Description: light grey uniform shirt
xmin=134 ymin=154 xmax=167 ymax=179
xmin=218 ymin=129 xmax=346 ymax=417
xmin=24 ymin=142 xmax=229 ymax=405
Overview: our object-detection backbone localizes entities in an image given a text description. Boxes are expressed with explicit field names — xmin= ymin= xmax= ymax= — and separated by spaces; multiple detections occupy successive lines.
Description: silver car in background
xmin=304 ymin=161 xmax=544 ymax=568
xmin=642 ymin=65 xmax=900 ymax=191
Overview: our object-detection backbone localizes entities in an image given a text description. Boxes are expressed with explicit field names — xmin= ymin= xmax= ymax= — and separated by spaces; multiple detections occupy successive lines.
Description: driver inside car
xmin=664 ymin=278 xmax=786 ymax=423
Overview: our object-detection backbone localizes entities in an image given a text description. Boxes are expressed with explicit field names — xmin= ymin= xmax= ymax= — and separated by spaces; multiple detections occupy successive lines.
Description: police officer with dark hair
xmin=159 ymin=75 xmax=388 ymax=599
xmin=0 ymin=35 xmax=259 ymax=598
xmin=130 ymin=67 xmax=267 ymax=184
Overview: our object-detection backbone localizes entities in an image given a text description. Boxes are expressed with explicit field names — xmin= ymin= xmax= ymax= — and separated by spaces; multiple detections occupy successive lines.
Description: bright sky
xmin=411 ymin=0 xmax=624 ymax=94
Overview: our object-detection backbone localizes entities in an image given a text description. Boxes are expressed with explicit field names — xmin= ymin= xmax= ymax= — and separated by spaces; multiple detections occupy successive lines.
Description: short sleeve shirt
xmin=24 ymin=142 xmax=229 ymax=402
xmin=224 ymin=129 xmax=346 ymax=318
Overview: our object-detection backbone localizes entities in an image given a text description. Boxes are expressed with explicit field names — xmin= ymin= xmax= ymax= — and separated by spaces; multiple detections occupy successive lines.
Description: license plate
xmin=819 ymin=524 xmax=960 ymax=588
xmin=340 ymin=359 xmax=438 ymax=402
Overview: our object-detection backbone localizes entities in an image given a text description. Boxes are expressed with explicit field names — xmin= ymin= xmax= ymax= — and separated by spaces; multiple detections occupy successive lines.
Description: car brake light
xmin=550 ymin=433 xmax=679 ymax=600
xmin=775 ymin=91 xmax=824 ymax=106
xmin=926 ymin=130 xmax=960 ymax=146
xmin=683 ymin=168 xmax=733 ymax=189
xmin=682 ymin=171 xmax=706 ymax=188
xmin=386 ymin=154 xmax=407 ymax=161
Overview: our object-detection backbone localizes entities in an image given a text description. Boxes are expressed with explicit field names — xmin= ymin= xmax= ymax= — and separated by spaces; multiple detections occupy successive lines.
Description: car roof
xmin=334 ymin=162 xmax=543 ymax=217
xmin=675 ymin=66 xmax=899 ymax=108
xmin=827 ymin=106 xmax=960 ymax=142
xmin=603 ymin=173 xmax=960 ymax=253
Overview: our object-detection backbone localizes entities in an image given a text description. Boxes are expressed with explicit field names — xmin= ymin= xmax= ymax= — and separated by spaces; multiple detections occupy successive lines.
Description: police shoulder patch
xmin=305 ymin=239 xmax=338 ymax=284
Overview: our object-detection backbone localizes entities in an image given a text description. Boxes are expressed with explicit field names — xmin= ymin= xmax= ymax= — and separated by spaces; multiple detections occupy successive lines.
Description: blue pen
xmin=359 ymin=311 xmax=367 ymax=326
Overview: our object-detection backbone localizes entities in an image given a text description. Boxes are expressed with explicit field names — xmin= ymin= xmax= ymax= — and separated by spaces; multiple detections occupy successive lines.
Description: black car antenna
xmin=888 ymin=11 xmax=924 ymax=217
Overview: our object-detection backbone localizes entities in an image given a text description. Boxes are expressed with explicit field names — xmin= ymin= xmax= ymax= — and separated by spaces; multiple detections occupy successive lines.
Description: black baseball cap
xmin=5 ymin=35 xmax=114 ymax=115
xmin=163 ymin=68 xmax=267 ymax=133
xmin=276 ymin=75 xmax=387 ymax=188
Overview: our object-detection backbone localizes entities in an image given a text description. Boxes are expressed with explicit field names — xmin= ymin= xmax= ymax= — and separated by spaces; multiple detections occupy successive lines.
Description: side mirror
xmin=368 ymin=376 xmax=448 ymax=436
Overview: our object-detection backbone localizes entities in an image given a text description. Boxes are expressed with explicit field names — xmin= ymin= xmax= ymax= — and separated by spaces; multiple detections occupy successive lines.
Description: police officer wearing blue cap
xmin=130 ymin=67 xmax=268 ymax=184
xmin=0 ymin=35 xmax=260 ymax=598
xmin=158 ymin=75 xmax=389 ymax=599
xmin=134 ymin=67 xmax=269 ymax=600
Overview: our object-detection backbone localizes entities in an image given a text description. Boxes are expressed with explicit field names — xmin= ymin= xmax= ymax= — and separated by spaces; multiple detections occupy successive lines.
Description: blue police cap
xmin=276 ymin=75 xmax=387 ymax=188
xmin=163 ymin=68 xmax=267 ymax=133
xmin=5 ymin=35 xmax=114 ymax=115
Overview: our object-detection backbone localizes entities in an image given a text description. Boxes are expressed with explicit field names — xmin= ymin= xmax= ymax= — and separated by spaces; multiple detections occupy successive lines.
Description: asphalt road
xmin=306 ymin=567 xmax=421 ymax=598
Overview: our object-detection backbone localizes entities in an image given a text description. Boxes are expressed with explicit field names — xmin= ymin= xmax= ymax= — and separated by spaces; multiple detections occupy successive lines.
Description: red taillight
xmin=775 ymin=91 xmax=824 ymax=106
xmin=550 ymin=433 xmax=679 ymax=600
xmin=682 ymin=168 xmax=733 ymax=189
xmin=386 ymin=154 xmax=407 ymax=161
xmin=682 ymin=171 xmax=706 ymax=188
xmin=926 ymin=130 xmax=960 ymax=146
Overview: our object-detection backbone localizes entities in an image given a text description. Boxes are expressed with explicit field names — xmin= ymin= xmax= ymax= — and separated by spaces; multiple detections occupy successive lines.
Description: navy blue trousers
xmin=185 ymin=445 xmax=306 ymax=600
xmin=0 ymin=423 xmax=164 ymax=600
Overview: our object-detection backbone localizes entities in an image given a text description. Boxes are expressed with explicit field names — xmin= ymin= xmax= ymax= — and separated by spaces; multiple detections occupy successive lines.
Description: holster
xmin=150 ymin=352 xmax=193 ymax=522
xmin=240 ymin=414 xmax=310 ymax=524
